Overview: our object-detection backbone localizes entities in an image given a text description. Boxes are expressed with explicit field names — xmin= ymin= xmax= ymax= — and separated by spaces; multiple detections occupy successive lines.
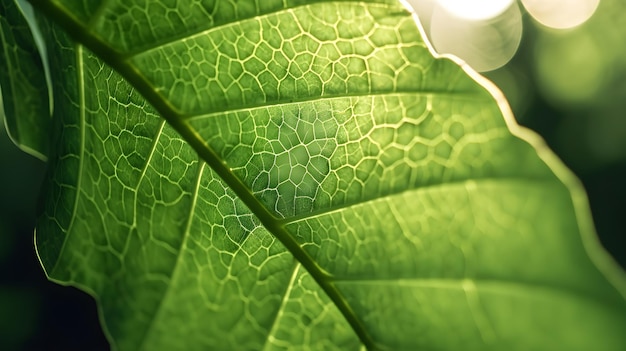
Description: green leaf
xmin=0 ymin=0 xmax=49 ymax=159
xmin=25 ymin=0 xmax=626 ymax=350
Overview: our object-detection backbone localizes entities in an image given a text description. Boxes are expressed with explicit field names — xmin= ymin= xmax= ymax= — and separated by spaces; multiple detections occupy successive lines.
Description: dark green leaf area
xmin=0 ymin=0 xmax=49 ymax=158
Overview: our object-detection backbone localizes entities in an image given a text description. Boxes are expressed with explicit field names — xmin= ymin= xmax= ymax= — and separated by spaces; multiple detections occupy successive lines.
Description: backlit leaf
xmin=9 ymin=0 xmax=626 ymax=350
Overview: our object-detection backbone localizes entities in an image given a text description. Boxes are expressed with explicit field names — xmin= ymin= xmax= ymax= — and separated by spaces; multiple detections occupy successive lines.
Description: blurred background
xmin=1 ymin=0 xmax=625 ymax=349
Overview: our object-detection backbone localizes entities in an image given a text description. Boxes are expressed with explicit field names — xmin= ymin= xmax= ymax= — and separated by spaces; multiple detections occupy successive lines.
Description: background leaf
xmin=0 ymin=0 xmax=49 ymax=159
xmin=14 ymin=0 xmax=626 ymax=350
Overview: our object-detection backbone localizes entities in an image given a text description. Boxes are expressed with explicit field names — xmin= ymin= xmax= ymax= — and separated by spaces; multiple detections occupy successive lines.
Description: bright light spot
xmin=430 ymin=2 xmax=523 ymax=72
xmin=521 ymin=0 xmax=600 ymax=29
xmin=436 ymin=0 xmax=516 ymax=21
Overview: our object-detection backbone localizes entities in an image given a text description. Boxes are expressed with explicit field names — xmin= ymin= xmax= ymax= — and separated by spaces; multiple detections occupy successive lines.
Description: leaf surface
xmin=18 ymin=0 xmax=626 ymax=350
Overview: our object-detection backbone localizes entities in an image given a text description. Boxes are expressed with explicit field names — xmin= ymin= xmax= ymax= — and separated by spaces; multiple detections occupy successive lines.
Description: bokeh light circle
xmin=521 ymin=0 xmax=600 ymax=29
xmin=436 ymin=0 xmax=516 ymax=21
xmin=429 ymin=1 xmax=523 ymax=72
